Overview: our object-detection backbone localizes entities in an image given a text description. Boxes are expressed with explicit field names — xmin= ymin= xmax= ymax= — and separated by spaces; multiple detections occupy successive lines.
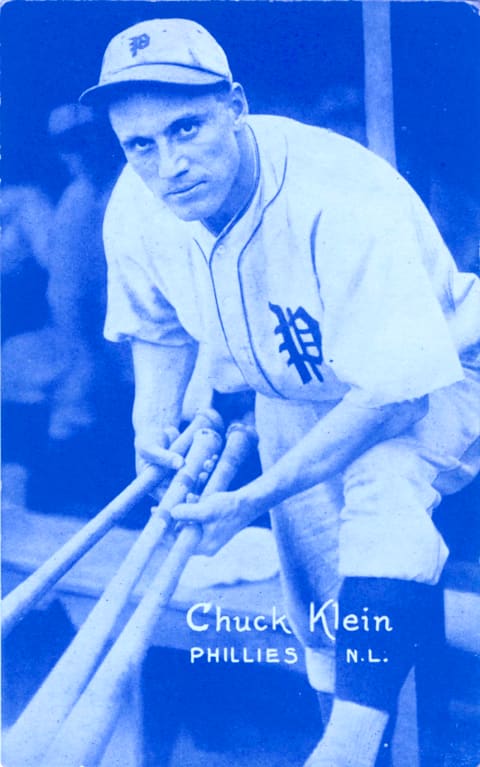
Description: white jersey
xmin=104 ymin=115 xmax=480 ymax=408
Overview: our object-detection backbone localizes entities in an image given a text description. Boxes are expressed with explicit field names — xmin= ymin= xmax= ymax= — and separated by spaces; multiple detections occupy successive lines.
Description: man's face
xmin=109 ymin=87 xmax=244 ymax=222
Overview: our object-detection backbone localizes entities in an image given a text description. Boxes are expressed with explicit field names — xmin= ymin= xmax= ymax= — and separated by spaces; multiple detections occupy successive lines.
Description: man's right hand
xmin=135 ymin=427 xmax=184 ymax=491
xmin=135 ymin=426 xmax=185 ymax=502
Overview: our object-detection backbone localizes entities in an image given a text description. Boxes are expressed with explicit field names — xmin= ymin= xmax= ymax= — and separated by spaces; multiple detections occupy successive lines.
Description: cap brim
xmin=80 ymin=63 xmax=231 ymax=105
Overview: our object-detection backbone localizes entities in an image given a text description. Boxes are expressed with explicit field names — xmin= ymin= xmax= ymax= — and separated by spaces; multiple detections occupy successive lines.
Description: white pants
xmin=254 ymin=370 xmax=480 ymax=691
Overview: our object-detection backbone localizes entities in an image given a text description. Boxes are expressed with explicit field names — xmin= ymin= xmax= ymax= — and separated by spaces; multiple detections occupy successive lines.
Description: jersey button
xmin=216 ymin=245 xmax=226 ymax=257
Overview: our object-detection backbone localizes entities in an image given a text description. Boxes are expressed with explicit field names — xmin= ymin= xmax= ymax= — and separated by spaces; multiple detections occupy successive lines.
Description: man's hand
xmin=135 ymin=427 xmax=185 ymax=501
xmin=170 ymin=491 xmax=257 ymax=556
xmin=135 ymin=426 xmax=184 ymax=474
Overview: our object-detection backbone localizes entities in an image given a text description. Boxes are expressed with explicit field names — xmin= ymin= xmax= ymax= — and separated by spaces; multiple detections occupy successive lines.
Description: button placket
xmin=209 ymin=240 xmax=264 ymax=388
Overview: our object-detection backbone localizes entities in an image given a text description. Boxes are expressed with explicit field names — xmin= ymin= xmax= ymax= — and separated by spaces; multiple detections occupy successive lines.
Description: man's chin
xmin=163 ymin=199 xmax=218 ymax=223
xmin=172 ymin=206 xmax=201 ymax=221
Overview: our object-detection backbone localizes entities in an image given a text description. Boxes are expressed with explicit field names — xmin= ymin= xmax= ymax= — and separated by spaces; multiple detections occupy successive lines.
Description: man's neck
xmin=202 ymin=125 xmax=257 ymax=237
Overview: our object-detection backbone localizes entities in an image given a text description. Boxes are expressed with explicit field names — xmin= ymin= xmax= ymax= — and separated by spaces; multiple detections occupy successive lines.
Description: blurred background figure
xmin=40 ymin=102 xmax=134 ymax=516
xmin=2 ymin=103 xmax=134 ymax=519
xmin=2 ymin=184 xmax=56 ymax=508
xmin=45 ymin=103 xmax=116 ymax=441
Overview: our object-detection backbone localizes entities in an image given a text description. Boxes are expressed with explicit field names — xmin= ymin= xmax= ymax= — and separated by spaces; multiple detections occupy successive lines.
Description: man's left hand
xmin=170 ymin=491 xmax=256 ymax=556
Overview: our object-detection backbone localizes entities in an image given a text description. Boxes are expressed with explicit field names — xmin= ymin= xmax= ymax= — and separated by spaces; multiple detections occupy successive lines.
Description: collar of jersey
xmin=200 ymin=122 xmax=260 ymax=240
xmin=246 ymin=115 xmax=289 ymax=205
xmin=193 ymin=115 xmax=288 ymax=250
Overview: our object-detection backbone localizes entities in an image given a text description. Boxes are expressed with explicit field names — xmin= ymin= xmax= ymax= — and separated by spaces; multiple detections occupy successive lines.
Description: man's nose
xmin=156 ymin=139 xmax=189 ymax=179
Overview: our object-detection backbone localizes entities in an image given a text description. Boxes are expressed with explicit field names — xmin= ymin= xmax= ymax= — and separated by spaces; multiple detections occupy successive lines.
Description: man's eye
xmin=126 ymin=138 xmax=154 ymax=153
xmin=177 ymin=121 xmax=199 ymax=139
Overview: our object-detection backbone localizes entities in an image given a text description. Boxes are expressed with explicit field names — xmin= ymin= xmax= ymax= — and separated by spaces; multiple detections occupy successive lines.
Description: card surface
xmin=2 ymin=3 xmax=479 ymax=767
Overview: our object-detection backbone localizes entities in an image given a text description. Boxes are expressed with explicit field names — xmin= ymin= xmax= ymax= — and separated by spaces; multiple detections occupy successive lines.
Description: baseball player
xmin=80 ymin=19 xmax=480 ymax=767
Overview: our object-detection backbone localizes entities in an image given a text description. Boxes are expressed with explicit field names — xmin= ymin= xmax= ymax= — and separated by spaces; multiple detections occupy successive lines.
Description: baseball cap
xmin=80 ymin=18 xmax=232 ymax=104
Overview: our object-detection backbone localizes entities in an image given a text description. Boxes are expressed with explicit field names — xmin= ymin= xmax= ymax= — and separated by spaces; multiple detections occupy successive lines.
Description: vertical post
xmin=362 ymin=1 xmax=397 ymax=168
xmin=362 ymin=7 xmax=419 ymax=765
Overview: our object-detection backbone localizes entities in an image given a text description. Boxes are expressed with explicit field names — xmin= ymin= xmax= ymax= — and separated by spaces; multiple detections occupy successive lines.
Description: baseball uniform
xmin=104 ymin=114 xmax=480 ymax=687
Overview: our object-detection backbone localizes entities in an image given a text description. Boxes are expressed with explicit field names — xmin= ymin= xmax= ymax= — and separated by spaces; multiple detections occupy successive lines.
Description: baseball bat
xmin=2 ymin=408 xmax=224 ymax=637
xmin=39 ymin=422 xmax=256 ymax=767
xmin=3 ymin=425 xmax=224 ymax=767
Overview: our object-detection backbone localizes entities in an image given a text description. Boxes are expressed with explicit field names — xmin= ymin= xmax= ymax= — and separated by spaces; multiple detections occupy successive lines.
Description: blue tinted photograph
xmin=2 ymin=3 xmax=479 ymax=767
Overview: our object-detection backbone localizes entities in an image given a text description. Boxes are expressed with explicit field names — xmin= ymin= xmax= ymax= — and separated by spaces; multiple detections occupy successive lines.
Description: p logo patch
xmin=129 ymin=33 xmax=150 ymax=57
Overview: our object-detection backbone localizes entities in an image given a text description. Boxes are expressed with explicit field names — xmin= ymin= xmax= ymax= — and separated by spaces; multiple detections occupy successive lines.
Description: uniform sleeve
xmin=314 ymin=187 xmax=464 ymax=407
xmin=102 ymin=177 xmax=193 ymax=347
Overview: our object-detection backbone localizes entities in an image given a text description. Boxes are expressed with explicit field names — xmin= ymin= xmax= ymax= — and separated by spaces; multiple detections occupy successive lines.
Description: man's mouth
xmin=167 ymin=181 xmax=204 ymax=198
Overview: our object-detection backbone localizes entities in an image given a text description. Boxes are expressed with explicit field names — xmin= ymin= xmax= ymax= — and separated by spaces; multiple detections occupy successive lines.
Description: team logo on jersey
xmin=269 ymin=303 xmax=324 ymax=384
xmin=129 ymin=33 xmax=150 ymax=57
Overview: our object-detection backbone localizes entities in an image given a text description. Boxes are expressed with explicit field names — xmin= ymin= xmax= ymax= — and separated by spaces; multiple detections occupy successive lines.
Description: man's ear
xmin=228 ymin=83 xmax=249 ymax=129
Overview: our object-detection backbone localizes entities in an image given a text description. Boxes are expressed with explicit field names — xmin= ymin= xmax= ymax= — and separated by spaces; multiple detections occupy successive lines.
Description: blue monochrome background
xmin=2 ymin=2 xmax=479 ymax=767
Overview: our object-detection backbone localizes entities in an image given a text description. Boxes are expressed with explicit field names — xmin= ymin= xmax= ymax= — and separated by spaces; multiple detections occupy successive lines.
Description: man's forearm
xmin=131 ymin=338 xmax=198 ymax=454
xmin=238 ymin=395 xmax=428 ymax=515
